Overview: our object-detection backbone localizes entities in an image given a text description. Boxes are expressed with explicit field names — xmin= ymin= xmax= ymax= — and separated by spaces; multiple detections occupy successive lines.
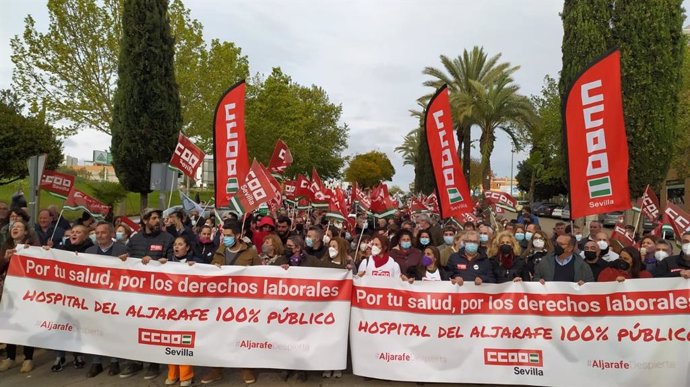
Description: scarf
xmin=372 ymin=254 xmax=388 ymax=268
xmin=499 ymin=252 xmax=514 ymax=270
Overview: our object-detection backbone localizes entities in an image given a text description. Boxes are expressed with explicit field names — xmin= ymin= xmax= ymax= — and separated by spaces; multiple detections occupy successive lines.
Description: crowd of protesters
xmin=0 ymin=190 xmax=688 ymax=385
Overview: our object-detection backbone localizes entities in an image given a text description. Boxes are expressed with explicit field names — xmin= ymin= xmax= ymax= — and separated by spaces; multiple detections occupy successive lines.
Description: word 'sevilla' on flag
xmin=268 ymin=140 xmax=293 ymax=177
xmin=564 ymin=49 xmax=631 ymax=218
xmin=424 ymin=85 xmax=473 ymax=219
xmin=40 ymin=170 xmax=75 ymax=199
xmin=228 ymin=160 xmax=274 ymax=215
xmin=170 ymin=133 xmax=205 ymax=179
xmin=213 ymin=80 xmax=249 ymax=208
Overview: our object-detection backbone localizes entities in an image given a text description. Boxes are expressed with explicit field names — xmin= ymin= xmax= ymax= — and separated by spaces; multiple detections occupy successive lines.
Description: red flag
xmin=425 ymin=85 xmax=473 ymax=219
xmin=283 ymin=180 xmax=298 ymax=203
xmin=170 ymin=133 xmax=205 ymax=179
xmin=213 ymin=81 xmax=250 ymax=208
xmin=326 ymin=188 xmax=348 ymax=222
xmin=483 ymin=191 xmax=517 ymax=212
xmin=268 ymin=139 xmax=293 ymax=176
xmin=640 ymin=185 xmax=661 ymax=223
xmin=369 ymin=184 xmax=397 ymax=218
xmin=410 ymin=197 xmax=428 ymax=214
xmin=351 ymin=183 xmax=371 ymax=212
xmin=564 ymin=50 xmax=631 ymax=218
xmin=424 ymin=193 xmax=440 ymax=214
xmin=40 ymin=170 xmax=75 ymax=199
xmin=260 ymin=163 xmax=282 ymax=213
xmin=227 ymin=160 xmax=275 ymax=215
xmin=64 ymin=190 xmax=110 ymax=217
xmin=611 ymin=222 xmax=634 ymax=247
xmin=120 ymin=216 xmax=141 ymax=233
xmin=459 ymin=212 xmax=479 ymax=224
xmin=309 ymin=168 xmax=330 ymax=208
xmin=663 ymin=202 xmax=690 ymax=239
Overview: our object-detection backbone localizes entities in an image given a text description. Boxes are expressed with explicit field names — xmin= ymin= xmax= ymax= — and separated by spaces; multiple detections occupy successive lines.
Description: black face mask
xmin=613 ymin=259 xmax=631 ymax=271
xmin=554 ymin=244 xmax=565 ymax=256
xmin=584 ymin=251 xmax=597 ymax=261
xmin=499 ymin=244 xmax=513 ymax=255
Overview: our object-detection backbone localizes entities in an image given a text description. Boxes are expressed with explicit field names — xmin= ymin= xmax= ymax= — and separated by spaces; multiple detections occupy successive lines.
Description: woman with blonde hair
xmin=260 ymin=234 xmax=284 ymax=265
xmin=487 ymin=231 xmax=526 ymax=283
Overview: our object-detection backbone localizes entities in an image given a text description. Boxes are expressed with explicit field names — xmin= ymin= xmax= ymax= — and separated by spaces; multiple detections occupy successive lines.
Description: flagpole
xmin=167 ymin=172 xmax=176 ymax=209
xmin=632 ymin=209 xmax=642 ymax=238
xmin=49 ymin=209 xmax=65 ymax=244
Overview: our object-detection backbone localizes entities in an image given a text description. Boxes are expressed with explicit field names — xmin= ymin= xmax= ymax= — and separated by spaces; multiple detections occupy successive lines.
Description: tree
xmin=672 ymin=41 xmax=690 ymax=179
xmin=613 ymin=1 xmax=684 ymax=197
xmin=10 ymin=0 xmax=248 ymax=140
xmin=88 ymin=181 xmax=128 ymax=221
xmin=394 ymin=127 xmax=420 ymax=167
xmin=111 ymin=0 xmax=181 ymax=210
xmin=468 ymin=158 xmax=485 ymax=192
xmin=0 ymin=90 xmax=63 ymax=185
xmin=422 ymin=47 xmax=512 ymax=178
xmin=245 ymin=68 xmax=349 ymax=178
xmin=344 ymin=151 xmax=395 ymax=188
xmin=410 ymin=103 xmax=436 ymax=195
xmin=470 ymin=72 xmax=535 ymax=190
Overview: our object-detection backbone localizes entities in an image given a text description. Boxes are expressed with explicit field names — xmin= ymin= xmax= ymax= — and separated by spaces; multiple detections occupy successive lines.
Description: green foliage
xmin=394 ymin=127 xmax=420 ymax=167
xmin=88 ymin=181 xmax=129 ymax=208
xmin=245 ymin=68 xmax=349 ymax=178
xmin=559 ymin=0 xmax=684 ymax=197
xmin=0 ymin=90 xmax=63 ymax=185
xmin=110 ymin=0 xmax=181 ymax=205
xmin=516 ymin=76 xmax=567 ymax=201
xmin=415 ymin=113 xmax=436 ymax=195
xmin=344 ymin=151 xmax=395 ymax=188
xmin=613 ymin=1 xmax=684 ymax=197
xmin=672 ymin=42 xmax=690 ymax=179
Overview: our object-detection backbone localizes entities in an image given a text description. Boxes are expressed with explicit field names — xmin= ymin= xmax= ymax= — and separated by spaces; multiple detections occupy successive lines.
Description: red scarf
xmin=499 ymin=252 xmax=514 ymax=270
xmin=372 ymin=254 xmax=388 ymax=268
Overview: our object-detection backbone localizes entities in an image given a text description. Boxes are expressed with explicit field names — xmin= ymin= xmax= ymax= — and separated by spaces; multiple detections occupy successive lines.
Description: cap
xmin=257 ymin=216 xmax=275 ymax=228
xmin=142 ymin=208 xmax=163 ymax=219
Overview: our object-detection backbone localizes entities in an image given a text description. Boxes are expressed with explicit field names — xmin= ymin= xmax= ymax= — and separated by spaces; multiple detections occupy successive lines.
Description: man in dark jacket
xmin=655 ymin=232 xmax=690 ymax=279
xmin=117 ymin=208 xmax=172 ymax=380
xmin=533 ymin=234 xmax=594 ymax=284
xmin=35 ymin=209 xmax=64 ymax=246
xmin=446 ymin=230 xmax=496 ymax=285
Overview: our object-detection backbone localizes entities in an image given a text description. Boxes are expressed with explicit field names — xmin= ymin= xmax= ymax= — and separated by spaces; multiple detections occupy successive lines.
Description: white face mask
xmin=682 ymin=243 xmax=690 ymax=256
xmin=596 ymin=240 xmax=609 ymax=250
xmin=323 ymin=235 xmax=331 ymax=244
xmin=371 ymin=245 xmax=382 ymax=256
xmin=654 ymin=251 xmax=669 ymax=261
xmin=328 ymin=247 xmax=338 ymax=258
xmin=532 ymin=239 xmax=545 ymax=249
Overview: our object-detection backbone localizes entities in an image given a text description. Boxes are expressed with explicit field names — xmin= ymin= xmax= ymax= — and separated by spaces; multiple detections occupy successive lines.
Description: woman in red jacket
xmin=598 ymin=246 xmax=653 ymax=282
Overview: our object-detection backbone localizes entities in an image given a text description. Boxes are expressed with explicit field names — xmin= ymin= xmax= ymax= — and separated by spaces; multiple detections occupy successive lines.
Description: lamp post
xmin=509 ymin=147 xmax=515 ymax=196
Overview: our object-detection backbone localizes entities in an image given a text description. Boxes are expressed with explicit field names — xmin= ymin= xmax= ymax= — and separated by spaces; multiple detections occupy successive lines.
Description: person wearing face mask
xmin=204 ymin=219 xmax=260 ymax=385
xmin=516 ymin=206 xmax=539 ymax=225
xmin=415 ymin=246 xmax=448 ymax=281
xmin=580 ymin=240 xmax=610 ymax=281
xmin=513 ymin=225 xmax=527 ymax=253
xmin=533 ymin=235 xmax=593 ymax=285
xmin=115 ymin=224 xmax=132 ymax=245
xmin=320 ymin=237 xmax=350 ymax=269
xmin=594 ymin=232 xmax=619 ymax=262
xmin=260 ymin=234 xmax=284 ymax=265
xmin=304 ymin=226 xmax=327 ymax=259
xmin=389 ymin=229 xmax=424 ymax=279
xmin=653 ymin=239 xmax=673 ymax=263
xmin=446 ymin=230 xmax=495 ymax=285
xmin=522 ymin=230 xmax=552 ymax=281
xmin=193 ymin=225 xmax=217 ymax=264
xmin=416 ymin=230 xmax=433 ymax=250
xmin=638 ymin=236 xmax=658 ymax=275
xmin=655 ymin=231 xmax=690 ymax=279
xmin=477 ymin=224 xmax=493 ymax=256
xmin=597 ymin=246 xmax=652 ymax=282
xmin=357 ymin=235 xmax=402 ymax=278
xmin=488 ymin=231 xmax=526 ymax=283
xmin=439 ymin=230 xmax=462 ymax=268
xmin=352 ymin=236 xmax=372 ymax=274
xmin=578 ymin=221 xmax=603 ymax=251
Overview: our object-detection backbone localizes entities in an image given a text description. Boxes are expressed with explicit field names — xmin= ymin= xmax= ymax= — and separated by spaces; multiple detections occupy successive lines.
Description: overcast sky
xmin=1 ymin=1 xmax=687 ymax=189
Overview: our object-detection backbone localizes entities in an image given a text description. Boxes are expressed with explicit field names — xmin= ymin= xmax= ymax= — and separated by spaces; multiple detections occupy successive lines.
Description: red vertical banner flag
xmin=424 ymin=85 xmax=473 ymax=219
xmin=564 ymin=50 xmax=631 ymax=218
xmin=640 ymin=185 xmax=661 ymax=223
xmin=213 ymin=81 xmax=249 ymax=208
xmin=170 ymin=133 xmax=205 ymax=179
xmin=268 ymin=139 xmax=293 ymax=177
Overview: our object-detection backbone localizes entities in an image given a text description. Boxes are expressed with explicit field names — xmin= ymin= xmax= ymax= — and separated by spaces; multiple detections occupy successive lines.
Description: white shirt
xmin=423 ymin=269 xmax=442 ymax=281
xmin=602 ymin=250 xmax=619 ymax=263
xmin=358 ymin=256 xmax=401 ymax=278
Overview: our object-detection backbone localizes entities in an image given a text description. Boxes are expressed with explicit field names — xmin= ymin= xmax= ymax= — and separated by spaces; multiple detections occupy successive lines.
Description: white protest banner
xmin=350 ymin=277 xmax=690 ymax=387
xmin=0 ymin=247 xmax=351 ymax=370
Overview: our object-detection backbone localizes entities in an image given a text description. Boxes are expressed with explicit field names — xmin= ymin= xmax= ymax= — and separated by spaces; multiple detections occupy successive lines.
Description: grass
xmin=0 ymin=178 xmax=215 ymax=220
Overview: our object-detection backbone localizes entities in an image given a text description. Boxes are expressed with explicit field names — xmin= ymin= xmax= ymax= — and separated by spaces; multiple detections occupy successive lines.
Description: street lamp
xmin=510 ymin=147 xmax=515 ymax=196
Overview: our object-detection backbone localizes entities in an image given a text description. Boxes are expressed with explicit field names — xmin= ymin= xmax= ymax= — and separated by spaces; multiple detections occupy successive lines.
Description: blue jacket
xmin=446 ymin=248 xmax=496 ymax=283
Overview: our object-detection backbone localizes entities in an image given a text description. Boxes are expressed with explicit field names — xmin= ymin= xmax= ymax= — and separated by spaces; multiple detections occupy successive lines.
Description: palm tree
xmin=394 ymin=127 xmax=420 ymax=166
xmin=422 ymin=47 xmax=511 ymax=178
xmin=469 ymin=72 xmax=536 ymax=190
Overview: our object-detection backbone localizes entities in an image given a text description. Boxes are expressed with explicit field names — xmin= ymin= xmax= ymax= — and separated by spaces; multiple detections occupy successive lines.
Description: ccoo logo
xmin=484 ymin=348 xmax=543 ymax=367
xmin=138 ymin=328 xmax=196 ymax=348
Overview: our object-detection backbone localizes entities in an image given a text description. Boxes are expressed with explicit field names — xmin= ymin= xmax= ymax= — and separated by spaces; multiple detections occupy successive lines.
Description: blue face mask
xmin=525 ymin=232 xmax=534 ymax=241
xmin=62 ymin=236 xmax=68 ymax=245
xmin=479 ymin=234 xmax=489 ymax=243
xmin=305 ymin=237 xmax=314 ymax=247
xmin=420 ymin=237 xmax=430 ymax=246
xmin=401 ymin=241 xmax=412 ymax=249
xmin=443 ymin=236 xmax=454 ymax=246
xmin=515 ymin=232 xmax=525 ymax=241
xmin=115 ymin=231 xmax=125 ymax=241
xmin=223 ymin=236 xmax=235 ymax=247
xmin=465 ymin=242 xmax=479 ymax=254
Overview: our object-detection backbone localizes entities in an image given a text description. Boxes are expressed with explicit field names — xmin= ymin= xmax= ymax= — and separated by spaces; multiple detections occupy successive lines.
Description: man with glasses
xmin=533 ymin=234 xmax=593 ymax=285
